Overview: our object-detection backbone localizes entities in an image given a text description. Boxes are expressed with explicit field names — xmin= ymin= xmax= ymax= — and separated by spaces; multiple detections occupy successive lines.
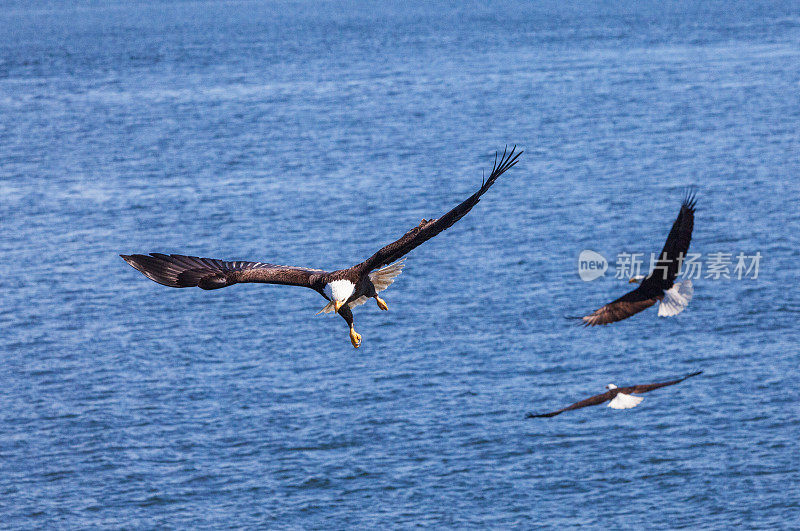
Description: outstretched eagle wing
xmin=356 ymin=146 xmax=522 ymax=274
xmin=617 ymin=371 xmax=702 ymax=395
xmin=121 ymin=253 xmax=325 ymax=291
xmin=580 ymin=286 xmax=658 ymax=326
xmin=641 ymin=190 xmax=696 ymax=291
xmin=526 ymin=391 xmax=613 ymax=418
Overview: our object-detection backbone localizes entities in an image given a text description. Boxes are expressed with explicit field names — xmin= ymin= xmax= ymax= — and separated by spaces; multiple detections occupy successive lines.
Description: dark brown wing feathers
xmin=618 ymin=371 xmax=703 ymax=395
xmin=357 ymin=146 xmax=522 ymax=273
xmin=641 ymin=189 xmax=696 ymax=291
xmin=122 ymin=146 xmax=521 ymax=295
xmin=580 ymin=289 xmax=657 ymax=326
xmin=120 ymin=253 xmax=324 ymax=290
xmin=526 ymin=391 xmax=613 ymax=418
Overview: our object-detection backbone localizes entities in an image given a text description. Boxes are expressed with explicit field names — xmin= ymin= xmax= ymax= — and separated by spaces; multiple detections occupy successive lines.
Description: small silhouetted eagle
xmin=122 ymin=146 xmax=522 ymax=348
xmin=526 ymin=371 xmax=702 ymax=418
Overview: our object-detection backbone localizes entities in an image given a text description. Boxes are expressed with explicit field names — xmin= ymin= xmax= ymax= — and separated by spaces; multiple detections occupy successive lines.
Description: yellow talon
xmin=376 ymin=296 xmax=388 ymax=311
xmin=349 ymin=327 xmax=362 ymax=348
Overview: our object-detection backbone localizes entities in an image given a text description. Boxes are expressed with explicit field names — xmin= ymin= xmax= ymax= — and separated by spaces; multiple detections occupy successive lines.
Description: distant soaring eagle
xmin=122 ymin=146 xmax=522 ymax=348
xmin=526 ymin=371 xmax=702 ymax=418
xmin=581 ymin=191 xmax=697 ymax=326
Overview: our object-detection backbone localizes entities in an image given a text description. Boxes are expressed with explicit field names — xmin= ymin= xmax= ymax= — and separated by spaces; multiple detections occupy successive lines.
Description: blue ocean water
xmin=1 ymin=0 xmax=799 ymax=527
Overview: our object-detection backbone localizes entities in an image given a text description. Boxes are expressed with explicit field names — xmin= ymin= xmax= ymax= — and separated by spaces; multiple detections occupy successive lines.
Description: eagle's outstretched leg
xmin=365 ymin=281 xmax=388 ymax=311
xmin=338 ymin=306 xmax=361 ymax=348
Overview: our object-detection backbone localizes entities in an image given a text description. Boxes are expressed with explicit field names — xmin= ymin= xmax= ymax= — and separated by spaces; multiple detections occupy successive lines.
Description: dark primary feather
xmin=618 ymin=370 xmax=703 ymax=395
xmin=526 ymin=391 xmax=613 ymax=418
xmin=357 ymin=146 xmax=523 ymax=273
xmin=120 ymin=253 xmax=325 ymax=291
xmin=581 ymin=191 xmax=697 ymax=326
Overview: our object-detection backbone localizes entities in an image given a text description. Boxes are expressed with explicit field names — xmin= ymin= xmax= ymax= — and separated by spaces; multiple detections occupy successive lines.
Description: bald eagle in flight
xmin=121 ymin=146 xmax=522 ymax=348
xmin=526 ymin=371 xmax=702 ymax=418
xmin=581 ymin=191 xmax=697 ymax=326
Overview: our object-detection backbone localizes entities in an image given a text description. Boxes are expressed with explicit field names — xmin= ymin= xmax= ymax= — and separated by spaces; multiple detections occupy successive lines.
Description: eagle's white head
xmin=628 ymin=274 xmax=645 ymax=284
xmin=324 ymin=280 xmax=356 ymax=312
xmin=606 ymin=384 xmax=618 ymax=390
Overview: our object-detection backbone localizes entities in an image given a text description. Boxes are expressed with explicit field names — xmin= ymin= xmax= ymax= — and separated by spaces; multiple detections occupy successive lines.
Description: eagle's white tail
xmin=607 ymin=393 xmax=644 ymax=410
xmin=369 ymin=259 xmax=405 ymax=292
xmin=658 ymin=279 xmax=693 ymax=317
xmin=316 ymin=260 xmax=406 ymax=314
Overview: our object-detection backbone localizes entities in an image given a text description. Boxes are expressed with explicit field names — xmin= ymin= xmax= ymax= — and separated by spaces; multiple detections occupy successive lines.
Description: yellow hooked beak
xmin=628 ymin=277 xmax=640 ymax=284
xmin=334 ymin=300 xmax=344 ymax=312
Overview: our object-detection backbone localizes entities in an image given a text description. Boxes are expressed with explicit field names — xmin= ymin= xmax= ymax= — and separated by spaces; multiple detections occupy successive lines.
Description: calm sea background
xmin=2 ymin=1 xmax=799 ymax=528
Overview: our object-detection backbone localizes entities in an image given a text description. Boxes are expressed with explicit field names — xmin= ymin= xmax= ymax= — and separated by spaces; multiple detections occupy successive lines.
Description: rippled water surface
xmin=2 ymin=1 xmax=799 ymax=527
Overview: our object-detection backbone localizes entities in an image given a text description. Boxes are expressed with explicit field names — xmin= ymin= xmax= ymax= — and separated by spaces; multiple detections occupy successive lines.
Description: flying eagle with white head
xmin=526 ymin=371 xmax=702 ymax=418
xmin=580 ymin=191 xmax=697 ymax=326
xmin=121 ymin=146 xmax=522 ymax=348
